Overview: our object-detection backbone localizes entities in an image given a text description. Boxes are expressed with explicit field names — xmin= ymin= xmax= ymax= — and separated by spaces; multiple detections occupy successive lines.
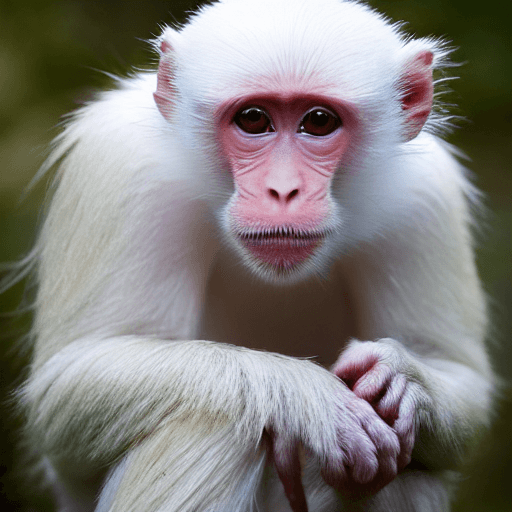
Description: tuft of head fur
xmin=155 ymin=0 xmax=454 ymax=139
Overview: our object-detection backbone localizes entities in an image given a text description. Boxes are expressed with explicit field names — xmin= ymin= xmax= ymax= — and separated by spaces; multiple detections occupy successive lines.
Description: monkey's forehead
xmin=163 ymin=0 xmax=410 ymax=103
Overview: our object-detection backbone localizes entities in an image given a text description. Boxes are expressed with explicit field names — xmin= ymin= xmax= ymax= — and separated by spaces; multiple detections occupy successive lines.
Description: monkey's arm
xmin=334 ymin=148 xmax=494 ymax=475
xmin=23 ymin=336 xmax=399 ymax=486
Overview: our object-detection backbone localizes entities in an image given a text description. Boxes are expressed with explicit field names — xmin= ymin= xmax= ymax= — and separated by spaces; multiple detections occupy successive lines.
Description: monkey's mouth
xmin=237 ymin=227 xmax=326 ymax=270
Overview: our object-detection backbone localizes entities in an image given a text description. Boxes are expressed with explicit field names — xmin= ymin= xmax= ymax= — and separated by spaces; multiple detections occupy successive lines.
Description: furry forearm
xmin=22 ymin=336 xmax=341 ymax=470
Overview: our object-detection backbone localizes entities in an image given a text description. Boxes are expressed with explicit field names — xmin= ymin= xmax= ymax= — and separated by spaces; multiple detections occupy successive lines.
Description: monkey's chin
xmin=236 ymin=230 xmax=326 ymax=282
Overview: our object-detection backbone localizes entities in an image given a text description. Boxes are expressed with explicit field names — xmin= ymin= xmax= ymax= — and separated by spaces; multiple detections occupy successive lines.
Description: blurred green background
xmin=0 ymin=0 xmax=510 ymax=510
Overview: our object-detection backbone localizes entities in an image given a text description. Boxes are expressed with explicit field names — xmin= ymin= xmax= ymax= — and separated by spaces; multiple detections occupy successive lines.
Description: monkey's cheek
xmin=241 ymin=237 xmax=323 ymax=272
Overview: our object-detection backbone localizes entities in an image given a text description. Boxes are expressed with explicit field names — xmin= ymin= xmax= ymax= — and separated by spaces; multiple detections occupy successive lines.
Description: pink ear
xmin=154 ymin=39 xmax=176 ymax=122
xmin=400 ymin=50 xmax=434 ymax=141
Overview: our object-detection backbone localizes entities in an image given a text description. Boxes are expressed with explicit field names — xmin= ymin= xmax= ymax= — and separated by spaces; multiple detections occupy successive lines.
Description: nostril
xmin=268 ymin=188 xmax=300 ymax=203
xmin=287 ymin=189 xmax=299 ymax=202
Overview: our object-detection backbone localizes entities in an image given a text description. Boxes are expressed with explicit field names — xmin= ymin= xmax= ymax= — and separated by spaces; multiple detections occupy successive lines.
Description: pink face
xmin=216 ymin=93 xmax=356 ymax=274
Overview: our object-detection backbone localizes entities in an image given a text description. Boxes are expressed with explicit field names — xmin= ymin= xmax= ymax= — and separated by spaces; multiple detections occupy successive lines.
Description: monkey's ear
xmin=399 ymin=50 xmax=434 ymax=141
xmin=154 ymin=35 xmax=177 ymax=123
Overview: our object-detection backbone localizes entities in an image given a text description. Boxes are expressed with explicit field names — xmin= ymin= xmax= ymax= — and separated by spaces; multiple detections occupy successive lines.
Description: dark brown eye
xmin=299 ymin=108 xmax=341 ymax=136
xmin=234 ymin=107 xmax=274 ymax=134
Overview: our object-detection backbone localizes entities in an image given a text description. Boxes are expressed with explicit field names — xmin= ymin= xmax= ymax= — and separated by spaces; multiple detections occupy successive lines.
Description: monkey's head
xmin=153 ymin=0 xmax=438 ymax=282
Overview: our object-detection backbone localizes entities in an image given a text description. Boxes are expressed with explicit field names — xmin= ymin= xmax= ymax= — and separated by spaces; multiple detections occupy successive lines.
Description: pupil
xmin=246 ymin=109 xmax=263 ymax=122
xmin=234 ymin=106 xmax=273 ymax=134
xmin=312 ymin=111 xmax=329 ymax=126
xmin=299 ymin=107 xmax=341 ymax=136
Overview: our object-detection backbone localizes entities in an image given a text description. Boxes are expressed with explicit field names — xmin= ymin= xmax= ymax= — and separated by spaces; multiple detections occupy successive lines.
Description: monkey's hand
xmin=332 ymin=338 xmax=430 ymax=473
xmin=270 ymin=370 xmax=401 ymax=509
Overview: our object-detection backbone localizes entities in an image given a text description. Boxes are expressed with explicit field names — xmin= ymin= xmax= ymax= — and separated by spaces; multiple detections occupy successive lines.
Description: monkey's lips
xmin=238 ymin=229 xmax=325 ymax=270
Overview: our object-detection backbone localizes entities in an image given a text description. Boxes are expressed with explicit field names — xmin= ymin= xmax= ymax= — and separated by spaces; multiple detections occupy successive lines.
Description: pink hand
xmin=333 ymin=339 xmax=418 ymax=470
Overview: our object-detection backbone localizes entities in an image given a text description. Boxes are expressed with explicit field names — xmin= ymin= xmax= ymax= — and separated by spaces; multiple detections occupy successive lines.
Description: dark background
xmin=0 ymin=1 xmax=510 ymax=510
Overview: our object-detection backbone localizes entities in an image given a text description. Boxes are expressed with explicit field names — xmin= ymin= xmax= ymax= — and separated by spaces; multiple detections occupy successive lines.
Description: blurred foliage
xmin=0 ymin=1 xmax=510 ymax=510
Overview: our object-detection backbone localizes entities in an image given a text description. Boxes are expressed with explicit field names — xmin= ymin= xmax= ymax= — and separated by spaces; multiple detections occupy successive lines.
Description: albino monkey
xmin=18 ymin=0 xmax=495 ymax=511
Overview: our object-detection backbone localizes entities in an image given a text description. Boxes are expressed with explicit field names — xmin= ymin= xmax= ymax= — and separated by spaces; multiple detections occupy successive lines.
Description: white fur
xmin=18 ymin=1 xmax=494 ymax=511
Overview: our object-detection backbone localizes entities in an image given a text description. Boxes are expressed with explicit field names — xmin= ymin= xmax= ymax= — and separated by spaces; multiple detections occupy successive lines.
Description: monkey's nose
xmin=268 ymin=188 xmax=300 ymax=204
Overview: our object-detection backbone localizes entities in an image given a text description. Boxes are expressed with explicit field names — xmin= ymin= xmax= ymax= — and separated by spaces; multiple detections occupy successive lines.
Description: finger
xmin=333 ymin=353 xmax=378 ymax=389
xmin=353 ymin=363 xmax=394 ymax=404
xmin=343 ymin=399 xmax=389 ymax=484
xmin=394 ymin=386 xmax=417 ymax=469
xmin=375 ymin=374 xmax=407 ymax=423
xmin=356 ymin=400 xmax=400 ymax=483
xmin=273 ymin=435 xmax=309 ymax=512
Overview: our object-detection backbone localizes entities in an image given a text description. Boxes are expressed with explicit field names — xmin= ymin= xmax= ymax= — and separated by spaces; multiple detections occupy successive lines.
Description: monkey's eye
xmin=234 ymin=107 xmax=274 ymax=134
xmin=299 ymin=108 xmax=341 ymax=136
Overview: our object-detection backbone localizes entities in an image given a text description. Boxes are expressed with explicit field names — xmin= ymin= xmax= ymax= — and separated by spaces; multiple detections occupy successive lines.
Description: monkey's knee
xmin=97 ymin=420 xmax=267 ymax=512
